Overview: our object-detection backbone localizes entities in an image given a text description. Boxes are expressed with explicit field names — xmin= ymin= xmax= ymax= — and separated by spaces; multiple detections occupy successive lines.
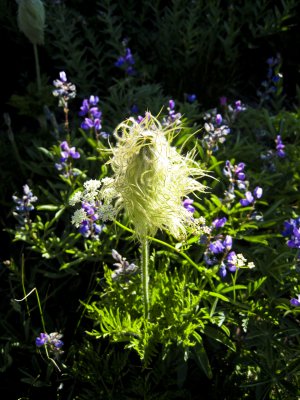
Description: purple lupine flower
xmin=79 ymin=99 xmax=90 ymax=116
xmin=131 ymin=104 xmax=139 ymax=114
xmin=202 ymin=109 xmax=230 ymax=152
xmin=187 ymin=94 xmax=197 ymax=103
xmin=240 ymin=187 xmax=262 ymax=206
xmin=219 ymin=96 xmax=227 ymax=106
xmin=183 ymin=198 xmax=195 ymax=213
xmin=126 ymin=66 xmax=135 ymax=76
xmin=79 ymin=220 xmax=90 ymax=237
xmin=275 ymin=135 xmax=285 ymax=158
xmin=223 ymin=160 xmax=233 ymax=178
xmin=49 ymin=332 xmax=64 ymax=349
xmin=36 ymin=333 xmax=50 ymax=347
xmin=89 ymin=95 xmax=99 ymax=106
xmin=55 ymin=141 xmax=80 ymax=177
xmin=79 ymin=96 xmax=103 ymax=135
xmin=233 ymin=100 xmax=246 ymax=113
xmin=13 ymin=184 xmax=38 ymax=214
xmin=163 ymin=99 xmax=182 ymax=125
xmin=257 ymin=55 xmax=282 ymax=104
xmin=226 ymin=251 xmax=237 ymax=272
xmin=253 ymin=186 xmax=263 ymax=199
xmin=290 ymin=295 xmax=300 ymax=307
xmin=169 ymin=99 xmax=175 ymax=110
xmin=219 ymin=262 xmax=227 ymax=278
xmin=234 ymin=163 xmax=246 ymax=180
xmin=124 ymin=48 xmax=135 ymax=64
xmin=115 ymin=46 xmax=136 ymax=75
xmin=212 ymin=217 xmax=227 ymax=228
xmin=36 ymin=332 xmax=64 ymax=357
xmin=111 ymin=249 xmax=138 ymax=281
xmin=60 ymin=141 xmax=80 ymax=161
xmin=77 ymin=200 xmax=104 ymax=239
xmin=282 ymin=218 xmax=300 ymax=253
xmin=215 ymin=114 xmax=222 ymax=125
xmin=287 ymin=227 xmax=300 ymax=249
xmin=223 ymin=235 xmax=233 ymax=250
xmin=115 ymin=57 xmax=125 ymax=67
xmin=204 ymin=253 xmax=218 ymax=266
xmin=209 ymin=239 xmax=225 ymax=254
xmin=240 ymin=191 xmax=254 ymax=206
xmin=282 ymin=218 xmax=300 ymax=237
xmin=52 ymin=71 xmax=76 ymax=107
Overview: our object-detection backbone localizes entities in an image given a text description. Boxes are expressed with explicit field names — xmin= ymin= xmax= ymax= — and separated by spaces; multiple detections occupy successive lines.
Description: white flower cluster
xmin=71 ymin=209 xmax=87 ymax=228
xmin=233 ymin=253 xmax=255 ymax=269
xmin=69 ymin=179 xmax=116 ymax=227
xmin=191 ymin=217 xmax=212 ymax=236
xmin=69 ymin=179 xmax=101 ymax=206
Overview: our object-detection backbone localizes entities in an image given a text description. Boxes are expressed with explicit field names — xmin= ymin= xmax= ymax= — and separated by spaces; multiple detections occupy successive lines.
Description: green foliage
xmin=2 ymin=1 xmax=300 ymax=399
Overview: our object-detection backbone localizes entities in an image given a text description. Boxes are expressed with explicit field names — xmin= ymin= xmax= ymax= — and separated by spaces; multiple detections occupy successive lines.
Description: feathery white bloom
xmin=100 ymin=113 xmax=208 ymax=239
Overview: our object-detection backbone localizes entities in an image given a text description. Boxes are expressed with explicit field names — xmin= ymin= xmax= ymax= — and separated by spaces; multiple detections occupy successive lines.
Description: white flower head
xmin=83 ymin=179 xmax=101 ymax=192
xmin=71 ymin=209 xmax=87 ymax=227
xmin=69 ymin=191 xmax=83 ymax=206
xmin=101 ymin=113 xmax=208 ymax=239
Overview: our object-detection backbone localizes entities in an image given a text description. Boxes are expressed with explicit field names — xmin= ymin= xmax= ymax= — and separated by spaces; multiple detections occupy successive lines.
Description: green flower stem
xmin=33 ymin=43 xmax=41 ymax=92
xmin=141 ymin=236 xmax=150 ymax=320
xmin=114 ymin=220 xmax=215 ymax=291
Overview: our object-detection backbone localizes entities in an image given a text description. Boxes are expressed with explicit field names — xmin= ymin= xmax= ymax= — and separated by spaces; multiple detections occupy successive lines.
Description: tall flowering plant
xmin=71 ymin=113 xmax=207 ymax=319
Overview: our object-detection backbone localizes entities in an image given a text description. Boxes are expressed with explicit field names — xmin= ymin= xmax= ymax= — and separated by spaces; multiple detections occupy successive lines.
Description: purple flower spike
xmin=290 ymin=295 xmax=300 ymax=307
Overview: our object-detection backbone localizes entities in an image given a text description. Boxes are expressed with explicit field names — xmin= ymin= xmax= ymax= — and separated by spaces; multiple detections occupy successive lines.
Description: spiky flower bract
xmin=101 ymin=113 xmax=207 ymax=239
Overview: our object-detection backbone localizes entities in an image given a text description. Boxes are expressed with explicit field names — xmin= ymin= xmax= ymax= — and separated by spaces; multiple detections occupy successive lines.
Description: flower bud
xmin=17 ymin=0 xmax=45 ymax=45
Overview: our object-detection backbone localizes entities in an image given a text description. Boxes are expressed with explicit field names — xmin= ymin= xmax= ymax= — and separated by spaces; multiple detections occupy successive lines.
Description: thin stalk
xmin=14 ymin=287 xmax=46 ymax=333
xmin=33 ymin=43 xmax=41 ymax=92
xmin=141 ymin=236 xmax=150 ymax=320
xmin=114 ymin=220 xmax=207 ymax=273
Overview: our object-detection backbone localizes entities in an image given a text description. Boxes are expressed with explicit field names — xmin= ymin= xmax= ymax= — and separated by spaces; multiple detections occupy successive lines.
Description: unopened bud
xmin=17 ymin=0 xmax=45 ymax=45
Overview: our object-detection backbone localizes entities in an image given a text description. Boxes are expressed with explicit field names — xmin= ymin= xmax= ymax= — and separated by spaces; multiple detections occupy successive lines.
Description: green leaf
xmin=36 ymin=204 xmax=60 ymax=211
xmin=219 ymin=285 xmax=247 ymax=294
xmin=239 ymin=234 xmax=281 ymax=245
xmin=192 ymin=332 xmax=213 ymax=379
xmin=204 ymin=325 xmax=236 ymax=352
xmin=203 ymin=291 xmax=230 ymax=302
